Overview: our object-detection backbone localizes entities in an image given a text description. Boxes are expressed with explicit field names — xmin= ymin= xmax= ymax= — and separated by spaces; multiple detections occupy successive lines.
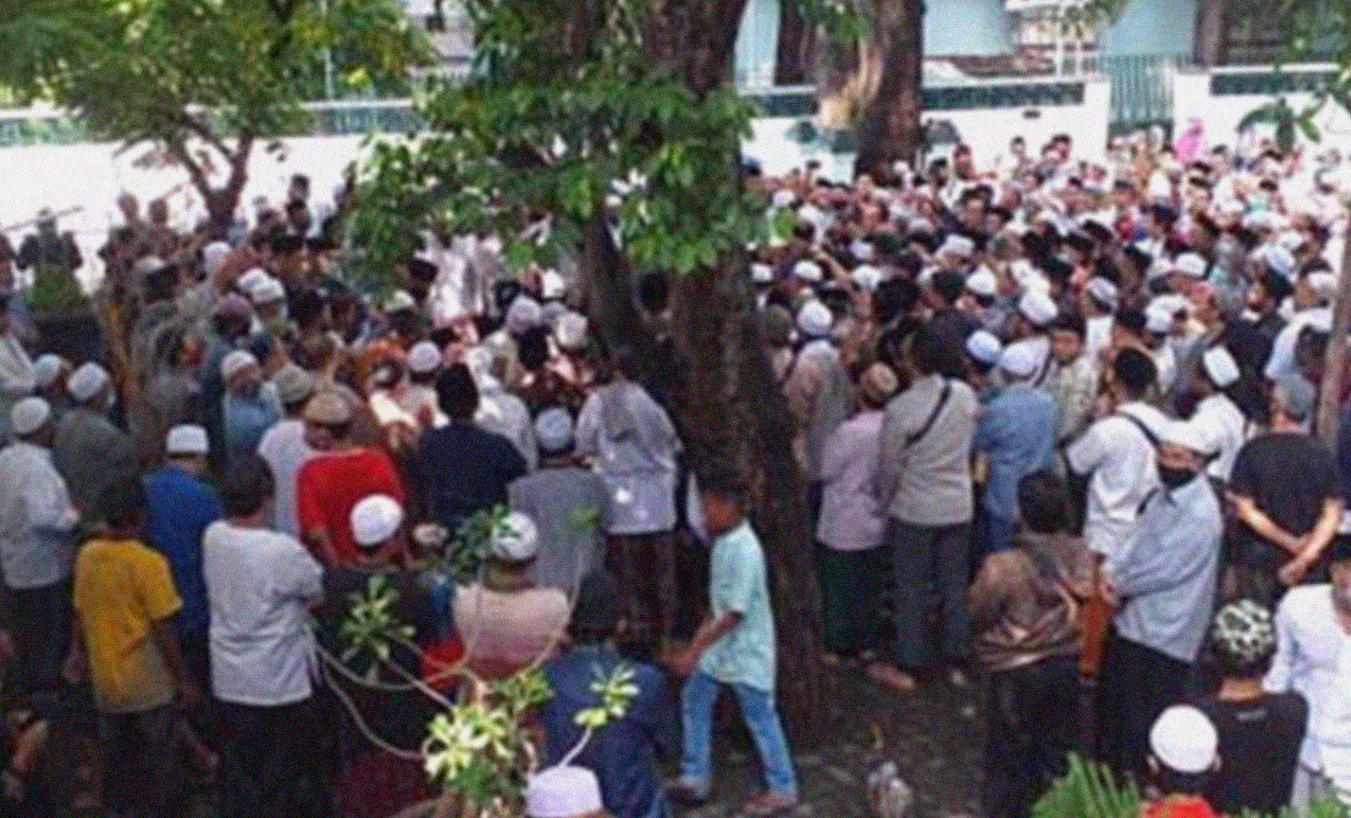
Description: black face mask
xmin=1158 ymin=465 xmax=1196 ymax=490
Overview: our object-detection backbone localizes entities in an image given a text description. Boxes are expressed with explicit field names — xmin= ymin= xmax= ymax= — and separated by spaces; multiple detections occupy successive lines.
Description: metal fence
xmin=1099 ymin=53 xmax=1194 ymax=130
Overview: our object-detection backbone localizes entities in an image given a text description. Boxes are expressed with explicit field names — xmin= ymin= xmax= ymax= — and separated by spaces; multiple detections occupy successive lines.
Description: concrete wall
xmin=1099 ymin=0 xmax=1198 ymax=58
xmin=925 ymin=0 xmax=1014 ymax=56
xmin=735 ymin=0 xmax=782 ymax=89
xmin=1172 ymin=69 xmax=1351 ymax=150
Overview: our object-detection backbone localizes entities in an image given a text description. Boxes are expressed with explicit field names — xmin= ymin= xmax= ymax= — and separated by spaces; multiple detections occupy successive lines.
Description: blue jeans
xmin=679 ymin=671 xmax=798 ymax=799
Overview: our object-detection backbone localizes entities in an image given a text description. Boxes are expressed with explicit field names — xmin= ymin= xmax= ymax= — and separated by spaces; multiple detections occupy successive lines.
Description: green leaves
xmin=347 ymin=0 xmax=768 ymax=293
xmin=572 ymin=663 xmax=639 ymax=729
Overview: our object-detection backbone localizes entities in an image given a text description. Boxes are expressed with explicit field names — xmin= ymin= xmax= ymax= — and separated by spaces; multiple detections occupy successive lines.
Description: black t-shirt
xmin=1229 ymin=432 xmax=1339 ymax=569
xmin=1198 ymin=692 xmax=1307 ymax=816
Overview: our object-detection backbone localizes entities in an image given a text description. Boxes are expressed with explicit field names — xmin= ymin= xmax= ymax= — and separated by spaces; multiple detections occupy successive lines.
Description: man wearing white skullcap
xmin=202 ymin=454 xmax=324 ymax=814
xmin=964 ymin=329 xmax=1004 ymax=401
xmin=53 ymin=362 xmax=134 ymax=518
xmin=220 ymin=350 xmax=281 ymax=465
xmin=526 ymin=765 xmax=605 ymax=818
xmin=1266 ymin=268 xmax=1335 ymax=381
xmin=0 ymin=395 xmax=79 ymax=691
xmin=1144 ymin=706 xmax=1219 ymax=802
xmin=791 ymin=259 xmax=824 ymax=286
xmin=1097 ymin=419 xmax=1222 ymax=779
xmin=785 ymin=299 xmax=852 ymax=524
xmin=1184 ymin=346 xmax=1247 ymax=480
xmin=973 ymin=342 xmax=1058 ymax=553
xmin=1004 ymin=290 xmax=1057 ymax=389
xmin=143 ymin=424 xmax=221 ymax=674
xmin=508 ymin=408 xmax=608 ymax=594
xmin=453 ymin=511 xmax=570 ymax=679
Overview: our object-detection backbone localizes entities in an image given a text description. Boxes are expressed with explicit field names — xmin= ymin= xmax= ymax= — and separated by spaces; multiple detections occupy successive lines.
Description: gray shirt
xmin=876 ymin=374 xmax=978 ymax=527
xmin=53 ymin=407 xmax=135 ymax=519
xmin=509 ymin=466 xmax=609 ymax=595
xmin=1109 ymin=475 xmax=1222 ymax=664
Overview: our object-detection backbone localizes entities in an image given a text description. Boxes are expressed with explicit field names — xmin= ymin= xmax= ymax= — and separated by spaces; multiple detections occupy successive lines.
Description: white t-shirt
xmin=256 ymin=418 xmax=314 ymax=538
xmin=1066 ymin=401 xmax=1168 ymax=560
xmin=203 ymin=521 xmax=323 ymax=706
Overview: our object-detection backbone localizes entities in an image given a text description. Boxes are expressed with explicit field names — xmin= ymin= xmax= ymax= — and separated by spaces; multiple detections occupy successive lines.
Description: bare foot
xmin=867 ymin=662 xmax=918 ymax=693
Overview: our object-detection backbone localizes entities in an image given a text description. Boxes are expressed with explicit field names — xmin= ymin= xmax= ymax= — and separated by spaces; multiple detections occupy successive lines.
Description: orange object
xmin=1079 ymin=592 xmax=1111 ymax=677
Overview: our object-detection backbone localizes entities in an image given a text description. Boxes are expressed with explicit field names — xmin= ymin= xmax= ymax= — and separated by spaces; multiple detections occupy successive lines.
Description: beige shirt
xmin=876 ymin=374 xmax=978 ymax=527
xmin=453 ymin=583 xmax=569 ymax=680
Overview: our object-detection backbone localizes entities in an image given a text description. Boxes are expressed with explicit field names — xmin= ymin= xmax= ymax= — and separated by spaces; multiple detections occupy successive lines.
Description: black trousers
xmin=218 ymin=697 xmax=322 ymax=818
xmin=99 ymin=705 xmax=181 ymax=818
xmin=12 ymin=578 xmax=71 ymax=695
xmin=1094 ymin=631 xmax=1190 ymax=781
xmin=982 ymin=654 xmax=1081 ymax=818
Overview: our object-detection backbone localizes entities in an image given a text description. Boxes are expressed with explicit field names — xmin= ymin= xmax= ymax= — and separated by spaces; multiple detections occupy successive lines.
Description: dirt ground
xmin=679 ymin=662 xmax=984 ymax=818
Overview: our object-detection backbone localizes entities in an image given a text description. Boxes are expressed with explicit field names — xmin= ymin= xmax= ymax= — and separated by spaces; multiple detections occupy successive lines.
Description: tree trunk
xmin=1315 ymin=208 xmax=1351 ymax=447
xmin=853 ymin=0 xmax=924 ymax=181
xmin=670 ymin=259 xmax=823 ymax=743
xmin=774 ymin=0 xmax=811 ymax=85
xmin=1192 ymin=0 xmax=1227 ymax=67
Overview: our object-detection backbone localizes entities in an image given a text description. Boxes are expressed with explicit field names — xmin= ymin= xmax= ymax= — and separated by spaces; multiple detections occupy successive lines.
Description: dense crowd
xmin=0 ymin=123 xmax=1347 ymax=818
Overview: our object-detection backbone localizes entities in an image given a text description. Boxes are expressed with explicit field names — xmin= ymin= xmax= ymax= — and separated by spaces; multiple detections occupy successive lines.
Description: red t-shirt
xmin=297 ymin=447 xmax=405 ymax=565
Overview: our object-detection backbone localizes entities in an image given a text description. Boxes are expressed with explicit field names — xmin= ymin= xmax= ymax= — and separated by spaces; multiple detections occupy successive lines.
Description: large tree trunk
xmin=1192 ymin=0 xmax=1227 ymax=67
xmin=853 ymin=0 xmax=924 ymax=181
xmin=670 ymin=259 xmax=823 ymax=742
xmin=774 ymin=0 xmax=811 ymax=85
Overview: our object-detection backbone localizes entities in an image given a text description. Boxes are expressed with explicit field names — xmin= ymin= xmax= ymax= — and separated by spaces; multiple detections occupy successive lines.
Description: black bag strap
xmin=906 ymin=380 xmax=952 ymax=447
xmin=1117 ymin=411 xmax=1159 ymax=448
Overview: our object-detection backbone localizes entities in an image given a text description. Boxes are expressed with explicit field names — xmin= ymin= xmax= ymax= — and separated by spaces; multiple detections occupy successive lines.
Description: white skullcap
xmin=850 ymin=239 xmax=875 ymax=262
xmin=1018 ymin=290 xmax=1058 ymax=327
xmin=203 ymin=241 xmax=232 ymax=278
xmin=32 ymin=354 xmax=66 ymax=389
xmin=133 ymin=255 xmax=168 ymax=276
xmin=1201 ymin=346 xmax=1240 ymax=388
xmin=796 ymin=204 xmax=827 ymax=232
xmin=67 ymin=362 xmax=110 ymax=403
xmin=1173 ymin=253 xmax=1208 ymax=278
xmin=351 ymin=494 xmax=404 ymax=548
xmin=9 ymin=397 xmax=51 ymax=437
xmin=236 ymin=268 xmax=270 ymax=294
xmin=1145 ymin=300 xmax=1176 ymax=334
xmin=750 ymin=263 xmax=774 ymax=284
xmin=1307 ymin=271 xmax=1339 ymax=302
xmin=966 ymin=267 xmax=997 ymax=298
xmin=220 ymin=350 xmax=259 ymax=380
xmin=554 ymin=312 xmax=589 ymax=351
xmin=792 ymin=259 xmax=824 ymax=284
xmin=1146 ymin=258 xmax=1173 ymax=281
xmin=490 ymin=511 xmax=539 ymax=561
xmin=965 ymin=329 xmax=1003 ymax=366
xmin=770 ymin=189 xmax=796 ymax=209
xmin=1277 ymin=229 xmax=1306 ymax=251
xmin=1162 ymin=418 xmax=1214 ymax=456
xmin=540 ymin=269 xmax=566 ymax=300
xmin=534 ymin=407 xmax=575 ymax=454
xmin=851 ymin=265 xmax=883 ymax=291
xmin=407 ymin=341 xmax=442 ymax=374
xmin=525 ymin=766 xmax=603 ymax=818
xmin=165 ymin=424 xmax=209 ymax=456
xmin=998 ymin=343 xmax=1039 ymax=380
xmin=938 ymin=234 xmax=975 ymax=257
xmin=385 ymin=289 xmax=417 ymax=312
xmin=1149 ymin=705 xmax=1218 ymax=775
xmin=907 ymin=217 xmax=936 ymax=235
xmin=1258 ymin=243 xmax=1296 ymax=277
xmin=1243 ymin=210 xmax=1276 ymax=231
xmin=248 ymin=276 xmax=285 ymax=305
xmin=1086 ymin=277 xmax=1119 ymax=309
xmin=505 ymin=295 xmax=543 ymax=335
xmin=796 ymin=300 xmax=833 ymax=338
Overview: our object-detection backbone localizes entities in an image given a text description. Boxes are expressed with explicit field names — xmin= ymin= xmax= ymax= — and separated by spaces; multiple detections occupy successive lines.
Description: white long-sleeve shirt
xmin=1266 ymin=585 xmax=1351 ymax=777
xmin=0 ymin=441 xmax=78 ymax=588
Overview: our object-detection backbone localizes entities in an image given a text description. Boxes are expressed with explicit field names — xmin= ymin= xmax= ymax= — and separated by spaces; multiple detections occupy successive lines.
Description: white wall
xmin=931 ymin=77 xmax=1112 ymax=168
xmin=1172 ymin=69 xmax=1351 ymax=151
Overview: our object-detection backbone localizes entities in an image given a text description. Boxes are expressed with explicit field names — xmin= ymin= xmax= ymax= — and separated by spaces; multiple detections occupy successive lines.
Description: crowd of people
xmin=0 ymin=121 xmax=1348 ymax=818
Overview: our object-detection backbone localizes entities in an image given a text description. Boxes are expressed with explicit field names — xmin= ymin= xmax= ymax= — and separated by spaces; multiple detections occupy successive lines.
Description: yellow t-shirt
xmin=73 ymin=539 xmax=182 ymax=714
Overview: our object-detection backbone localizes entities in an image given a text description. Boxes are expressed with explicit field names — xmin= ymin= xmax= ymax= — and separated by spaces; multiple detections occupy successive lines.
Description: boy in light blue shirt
xmin=669 ymin=465 xmax=797 ymax=815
